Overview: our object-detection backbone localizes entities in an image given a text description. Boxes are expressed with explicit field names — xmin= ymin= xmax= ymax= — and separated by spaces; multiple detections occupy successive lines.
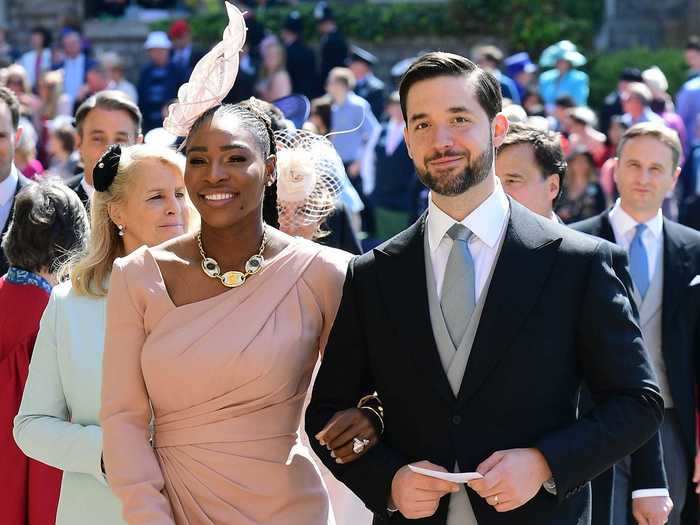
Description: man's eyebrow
xmin=409 ymin=112 xmax=428 ymax=123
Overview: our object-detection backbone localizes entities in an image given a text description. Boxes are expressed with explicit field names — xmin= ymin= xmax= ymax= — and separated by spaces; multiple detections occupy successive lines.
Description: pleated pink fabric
xmin=101 ymin=239 xmax=351 ymax=525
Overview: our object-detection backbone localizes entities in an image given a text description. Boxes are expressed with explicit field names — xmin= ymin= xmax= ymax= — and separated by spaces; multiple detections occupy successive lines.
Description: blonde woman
xmin=38 ymin=70 xmax=73 ymax=120
xmin=256 ymin=37 xmax=292 ymax=102
xmin=14 ymin=144 xmax=195 ymax=525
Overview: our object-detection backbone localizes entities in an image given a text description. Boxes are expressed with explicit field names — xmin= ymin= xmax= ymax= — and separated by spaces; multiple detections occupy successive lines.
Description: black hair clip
xmin=93 ymin=144 xmax=122 ymax=192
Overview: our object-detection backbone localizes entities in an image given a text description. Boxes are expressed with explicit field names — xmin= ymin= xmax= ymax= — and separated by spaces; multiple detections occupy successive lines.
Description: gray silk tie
xmin=440 ymin=223 xmax=476 ymax=347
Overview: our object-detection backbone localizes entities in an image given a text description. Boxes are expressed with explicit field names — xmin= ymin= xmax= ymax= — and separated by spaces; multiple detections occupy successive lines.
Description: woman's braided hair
xmin=187 ymin=99 xmax=279 ymax=227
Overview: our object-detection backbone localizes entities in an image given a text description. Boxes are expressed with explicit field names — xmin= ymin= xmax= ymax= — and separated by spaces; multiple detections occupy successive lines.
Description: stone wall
xmin=7 ymin=0 xmax=83 ymax=50
xmin=597 ymin=0 xmax=699 ymax=51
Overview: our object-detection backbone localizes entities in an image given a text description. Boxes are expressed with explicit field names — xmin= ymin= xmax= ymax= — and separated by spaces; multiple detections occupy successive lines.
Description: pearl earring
xmin=117 ymin=224 xmax=125 ymax=237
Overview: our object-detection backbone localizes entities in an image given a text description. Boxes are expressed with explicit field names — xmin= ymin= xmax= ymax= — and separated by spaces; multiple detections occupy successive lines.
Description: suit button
xmin=452 ymin=415 xmax=462 ymax=425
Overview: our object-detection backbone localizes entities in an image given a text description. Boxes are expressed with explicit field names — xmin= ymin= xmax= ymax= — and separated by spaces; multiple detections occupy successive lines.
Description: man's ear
xmin=13 ymin=126 xmax=23 ymax=146
xmin=547 ymin=174 xmax=560 ymax=202
xmin=136 ymin=133 xmax=144 ymax=145
xmin=492 ymin=113 xmax=509 ymax=149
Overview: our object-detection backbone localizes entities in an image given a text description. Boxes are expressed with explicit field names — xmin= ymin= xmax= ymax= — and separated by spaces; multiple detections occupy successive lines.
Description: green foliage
xmin=587 ymin=48 xmax=688 ymax=108
xmin=161 ymin=1 xmax=604 ymax=49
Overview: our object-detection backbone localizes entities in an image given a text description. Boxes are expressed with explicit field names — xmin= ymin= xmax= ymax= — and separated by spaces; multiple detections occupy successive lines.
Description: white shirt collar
xmin=609 ymin=198 xmax=663 ymax=239
xmin=81 ymin=177 xmax=95 ymax=198
xmin=427 ymin=178 xmax=510 ymax=254
xmin=0 ymin=166 xmax=19 ymax=207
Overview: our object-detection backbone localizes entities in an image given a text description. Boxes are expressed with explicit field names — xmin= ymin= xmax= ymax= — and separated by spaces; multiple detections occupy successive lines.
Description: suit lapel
xmin=596 ymin=211 xmax=616 ymax=244
xmin=1 ymin=175 xmax=24 ymax=237
xmin=457 ymin=200 xmax=562 ymax=405
xmin=662 ymin=220 xmax=691 ymax=349
xmin=375 ymin=214 xmax=455 ymax=405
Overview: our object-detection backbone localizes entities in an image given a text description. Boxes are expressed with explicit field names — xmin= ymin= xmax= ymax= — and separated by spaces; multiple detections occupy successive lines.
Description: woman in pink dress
xmin=101 ymin=100 xmax=378 ymax=525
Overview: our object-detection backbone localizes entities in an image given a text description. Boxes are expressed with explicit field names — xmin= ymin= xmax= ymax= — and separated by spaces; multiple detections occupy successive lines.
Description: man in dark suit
xmin=573 ymin=123 xmax=700 ymax=525
xmin=315 ymin=2 xmax=348 ymax=85
xmin=598 ymin=68 xmax=643 ymax=136
xmin=137 ymin=31 xmax=187 ymax=133
xmin=66 ymin=91 xmax=143 ymax=209
xmin=0 ymin=87 xmax=31 ymax=275
xmin=495 ymin=122 xmax=565 ymax=222
xmin=306 ymin=52 xmax=663 ymax=525
xmin=281 ymin=11 xmax=322 ymax=100
xmin=349 ymin=45 xmax=385 ymax=120
xmin=169 ymin=20 xmax=206 ymax=77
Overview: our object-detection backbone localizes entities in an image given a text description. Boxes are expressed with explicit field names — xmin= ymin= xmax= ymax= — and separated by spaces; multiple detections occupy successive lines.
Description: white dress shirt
xmin=62 ymin=53 xmax=86 ymax=102
xmin=0 ymin=166 xmax=19 ymax=233
xmin=608 ymin=199 xmax=668 ymax=501
xmin=426 ymin=179 xmax=510 ymax=300
xmin=608 ymin=199 xmax=663 ymax=282
xmin=81 ymin=178 xmax=95 ymax=200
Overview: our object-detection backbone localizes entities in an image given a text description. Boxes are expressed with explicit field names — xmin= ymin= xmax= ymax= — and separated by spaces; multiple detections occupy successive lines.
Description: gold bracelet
xmin=360 ymin=405 xmax=384 ymax=435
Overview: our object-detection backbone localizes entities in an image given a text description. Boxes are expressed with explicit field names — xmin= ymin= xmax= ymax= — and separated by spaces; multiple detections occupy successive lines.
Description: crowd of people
xmin=0 ymin=2 xmax=700 ymax=525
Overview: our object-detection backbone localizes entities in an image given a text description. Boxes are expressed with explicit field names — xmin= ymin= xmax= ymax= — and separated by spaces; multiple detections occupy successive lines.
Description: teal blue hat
xmin=539 ymin=40 xmax=586 ymax=68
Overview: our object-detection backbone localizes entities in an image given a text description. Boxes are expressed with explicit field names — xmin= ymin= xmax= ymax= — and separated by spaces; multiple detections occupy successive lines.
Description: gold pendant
xmin=220 ymin=271 xmax=246 ymax=288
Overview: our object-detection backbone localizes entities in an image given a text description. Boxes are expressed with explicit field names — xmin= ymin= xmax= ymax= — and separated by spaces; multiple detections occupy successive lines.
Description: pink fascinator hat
xmin=163 ymin=2 xmax=247 ymax=137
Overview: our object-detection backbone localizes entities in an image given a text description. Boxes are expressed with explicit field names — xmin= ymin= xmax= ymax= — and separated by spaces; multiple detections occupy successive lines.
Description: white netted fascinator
xmin=163 ymin=2 xmax=246 ymax=137
xmin=274 ymin=129 xmax=344 ymax=229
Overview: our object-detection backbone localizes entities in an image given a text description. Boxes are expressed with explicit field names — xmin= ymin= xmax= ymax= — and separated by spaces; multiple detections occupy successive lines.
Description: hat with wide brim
xmin=539 ymin=40 xmax=586 ymax=68
xmin=504 ymin=52 xmax=537 ymax=77
xmin=144 ymin=31 xmax=172 ymax=50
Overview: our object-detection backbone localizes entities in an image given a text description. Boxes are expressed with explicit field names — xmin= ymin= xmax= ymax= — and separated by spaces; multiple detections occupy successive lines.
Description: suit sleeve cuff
xmin=631 ymin=488 xmax=670 ymax=499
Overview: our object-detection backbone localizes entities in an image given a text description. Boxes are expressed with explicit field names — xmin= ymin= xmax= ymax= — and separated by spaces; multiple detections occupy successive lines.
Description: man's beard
xmin=416 ymin=137 xmax=493 ymax=197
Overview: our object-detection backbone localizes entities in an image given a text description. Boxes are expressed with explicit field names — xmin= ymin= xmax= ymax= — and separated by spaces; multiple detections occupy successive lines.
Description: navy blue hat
xmin=619 ymin=67 xmax=643 ymax=83
xmin=273 ymin=94 xmax=311 ymax=129
xmin=283 ymin=11 xmax=303 ymax=35
xmin=504 ymin=52 xmax=537 ymax=77
xmin=314 ymin=2 xmax=334 ymax=22
xmin=348 ymin=45 xmax=377 ymax=66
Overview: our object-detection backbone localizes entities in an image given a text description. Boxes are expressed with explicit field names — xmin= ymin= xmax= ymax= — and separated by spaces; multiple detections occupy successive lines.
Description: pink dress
xmin=101 ymin=239 xmax=351 ymax=525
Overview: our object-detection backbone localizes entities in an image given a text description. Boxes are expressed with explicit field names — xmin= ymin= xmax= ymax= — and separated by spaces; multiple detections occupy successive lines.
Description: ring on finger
xmin=352 ymin=437 xmax=370 ymax=454
xmin=491 ymin=495 xmax=500 ymax=506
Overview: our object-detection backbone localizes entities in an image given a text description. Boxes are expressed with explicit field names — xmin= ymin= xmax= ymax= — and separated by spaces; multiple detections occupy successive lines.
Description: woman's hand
xmin=315 ymin=408 xmax=378 ymax=464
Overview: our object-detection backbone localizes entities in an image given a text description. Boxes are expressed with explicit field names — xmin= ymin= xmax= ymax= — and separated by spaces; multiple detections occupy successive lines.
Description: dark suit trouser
xmin=612 ymin=410 xmax=688 ymax=525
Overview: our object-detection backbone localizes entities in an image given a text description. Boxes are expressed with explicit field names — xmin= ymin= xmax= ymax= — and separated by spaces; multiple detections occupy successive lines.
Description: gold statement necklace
xmin=197 ymin=227 xmax=267 ymax=288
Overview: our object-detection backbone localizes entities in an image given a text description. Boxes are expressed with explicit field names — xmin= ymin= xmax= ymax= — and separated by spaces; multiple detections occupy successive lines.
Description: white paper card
xmin=408 ymin=465 xmax=483 ymax=483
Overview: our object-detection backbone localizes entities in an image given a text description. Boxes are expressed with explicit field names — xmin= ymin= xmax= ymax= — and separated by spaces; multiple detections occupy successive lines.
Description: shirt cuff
xmin=631 ymin=489 xmax=670 ymax=499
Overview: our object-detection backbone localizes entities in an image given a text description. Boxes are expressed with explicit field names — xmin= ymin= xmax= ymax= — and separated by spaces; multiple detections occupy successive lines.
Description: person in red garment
xmin=0 ymin=180 xmax=88 ymax=524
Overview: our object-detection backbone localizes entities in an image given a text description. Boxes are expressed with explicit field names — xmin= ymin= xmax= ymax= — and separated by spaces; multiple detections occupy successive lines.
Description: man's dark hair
xmin=554 ymin=95 xmax=576 ymax=109
xmin=497 ymin=122 xmax=567 ymax=203
xmin=31 ymin=26 xmax=52 ymax=48
xmin=52 ymin=124 xmax=76 ymax=153
xmin=0 ymin=86 xmax=21 ymax=130
xmin=2 ymin=180 xmax=88 ymax=273
xmin=74 ymin=90 xmax=142 ymax=137
xmin=687 ymin=35 xmax=700 ymax=52
xmin=398 ymin=52 xmax=502 ymax=123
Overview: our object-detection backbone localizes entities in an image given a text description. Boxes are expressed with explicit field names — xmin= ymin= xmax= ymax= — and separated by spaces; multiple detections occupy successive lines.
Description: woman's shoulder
xmin=112 ymin=245 xmax=152 ymax=274
xmin=295 ymin=238 xmax=352 ymax=282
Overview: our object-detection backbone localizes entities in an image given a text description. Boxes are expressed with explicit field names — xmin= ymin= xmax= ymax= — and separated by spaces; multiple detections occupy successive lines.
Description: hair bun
xmin=93 ymin=144 xmax=122 ymax=192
